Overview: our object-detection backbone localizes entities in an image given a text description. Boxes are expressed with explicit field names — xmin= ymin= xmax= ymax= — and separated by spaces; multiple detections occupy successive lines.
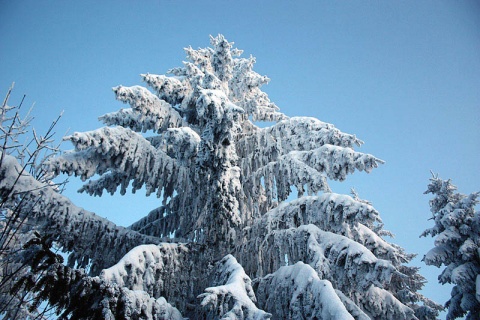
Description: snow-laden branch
xmin=114 ymin=291 xmax=184 ymax=320
xmin=101 ymin=244 xmax=189 ymax=297
xmin=290 ymin=145 xmax=384 ymax=180
xmin=0 ymin=152 xmax=162 ymax=275
xmin=363 ymin=285 xmax=416 ymax=319
xmin=249 ymin=145 xmax=383 ymax=207
xmin=98 ymin=242 xmax=210 ymax=316
xmin=243 ymin=224 xmax=399 ymax=291
xmin=334 ymin=290 xmax=371 ymax=320
xmin=77 ymin=128 xmax=200 ymax=197
xmin=271 ymin=117 xmax=363 ymax=149
xmin=127 ymin=204 xmax=182 ymax=239
xmin=237 ymin=117 xmax=363 ymax=169
xmin=352 ymin=223 xmax=408 ymax=264
xmin=240 ymin=194 xmax=421 ymax=292
xmin=252 ymin=194 xmax=382 ymax=235
xmin=160 ymin=127 xmax=200 ymax=164
xmin=16 ymin=239 xmax=185 ymax=320
xmin=46 ymin=126 xmax=191 ymax=199
xmin=253 ymin=154 xmax=330 ymax=203
xmin=255 ymin=261 xmax=354 ymax=319
xmin=198 ymin=254 xmax=271 ymax=319
xmin=100 ymin=85 xmax=186 ymax=133
xmin=229 ymin=56 xmax=286 ymax=122
xmin=243 ymin=224 xmax=417 ymax=319
xmin=142 ymin=73 xmax=186 ymax=106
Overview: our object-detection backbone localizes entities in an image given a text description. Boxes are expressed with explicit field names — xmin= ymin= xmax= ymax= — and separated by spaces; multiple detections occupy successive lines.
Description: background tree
xmin=421 ymin=174 xmax=480 ymax=319
xmin=0 ymin=83 xmax=64 ymax=319
xmin=3 ymin=36 xmax=441 ymax=319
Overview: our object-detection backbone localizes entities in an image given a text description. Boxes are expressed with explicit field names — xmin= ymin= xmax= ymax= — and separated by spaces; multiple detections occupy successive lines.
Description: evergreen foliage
xmin=1 ymin=36 xmax=442 ymax=319
xmin=422 ymin=175 xmax=480 ymax=319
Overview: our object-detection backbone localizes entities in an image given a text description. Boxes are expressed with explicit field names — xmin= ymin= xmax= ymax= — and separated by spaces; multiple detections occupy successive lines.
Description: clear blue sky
xmin=1 ymin=1 xmax=479 ymax=316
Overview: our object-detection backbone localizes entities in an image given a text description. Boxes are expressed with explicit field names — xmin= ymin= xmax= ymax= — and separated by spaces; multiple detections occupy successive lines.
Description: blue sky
xmin=1 ymin=1 xmax=479 ymax=316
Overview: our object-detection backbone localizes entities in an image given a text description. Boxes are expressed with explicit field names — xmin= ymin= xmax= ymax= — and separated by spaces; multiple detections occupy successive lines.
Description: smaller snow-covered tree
xmin=421 ymin=174 xmax=480 ymax=319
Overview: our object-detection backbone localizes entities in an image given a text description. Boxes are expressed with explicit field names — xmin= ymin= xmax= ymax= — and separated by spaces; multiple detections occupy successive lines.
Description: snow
xmin=101 ymin=243 xmax=188 ymax=292
xmin=109 ymin=85 xmax=186 ymax=133
xmin=46 ymin=125 xmax=192 ymax=202
xmin=141 ymin=73 xmax=186 ymax=106
xmin=334 ymin=290 xmax=371 ymax=320
xmin=118 ymin=289 xmax=184 ymax=320
xmin=255 ymin=261 xmax=354 ymax=319
xmin=421 ymin=175 xmax=480 ymax=317
xmin=260 ymin=193 xmax=382 ymax=232
xmin=199 ymin=254 xmax=271 ymax=319
xmin=364 ymin=285 xmax=415 ymax=319
xmin=239 ymin=219 xmax=403 ymax=304
xmin=0 ymin=152 xmax=162 ymax=275
xmin=266 ymin=116 xmax=363 ymax=150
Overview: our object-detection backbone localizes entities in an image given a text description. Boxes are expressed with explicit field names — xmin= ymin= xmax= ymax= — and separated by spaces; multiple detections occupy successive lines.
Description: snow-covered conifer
xmin=422 ymin=175 xmax=480 ymax=319
xmin=4 ymin=35 xmax=442 ymax=319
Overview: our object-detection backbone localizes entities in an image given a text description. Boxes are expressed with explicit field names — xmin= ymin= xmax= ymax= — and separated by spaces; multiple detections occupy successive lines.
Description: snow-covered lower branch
xmin=254 ymin=261 xmax=354 ymax=319
xmin=0 ymin=152 xmax=162 ymax=275
xmin=199 ymin=254 xmax=271 ymax=319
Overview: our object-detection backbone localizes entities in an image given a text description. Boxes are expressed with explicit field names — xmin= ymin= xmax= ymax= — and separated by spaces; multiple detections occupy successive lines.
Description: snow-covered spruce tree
xmin=12 ymin=35 xmax=440 ymax=319
xmin=421 ymin=175 xmax=480 ymax=319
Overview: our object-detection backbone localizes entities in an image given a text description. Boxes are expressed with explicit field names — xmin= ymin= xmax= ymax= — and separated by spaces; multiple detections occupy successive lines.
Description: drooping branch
xmin=228 ymin=56 xmax=286 ymax=122
xmin=254 ymin=261 xmax=354 ymax=319
xmin=249 ymin=224 xmax=420 ymax=319
xmin=250 ymin=145 xmax=383 ymax=208
xmin=100 ymin=243 xmax=190 ymax=299
xmin=15 ymin=235 xmax=184 ymax=319
xmin=198 ymin=254 xmax=271 ymax=319
xmin=0 ymin=153 xmax=162 ymax=275
xmin=100 ymin=85 xmax=186 ymax=133
xmin=237 ymin=117 xmax=363 ymax=170
xmin=46 ymin=126 xmax=193 ymax=199
xmin=141 ymin=73 xmax=187 ymax=107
